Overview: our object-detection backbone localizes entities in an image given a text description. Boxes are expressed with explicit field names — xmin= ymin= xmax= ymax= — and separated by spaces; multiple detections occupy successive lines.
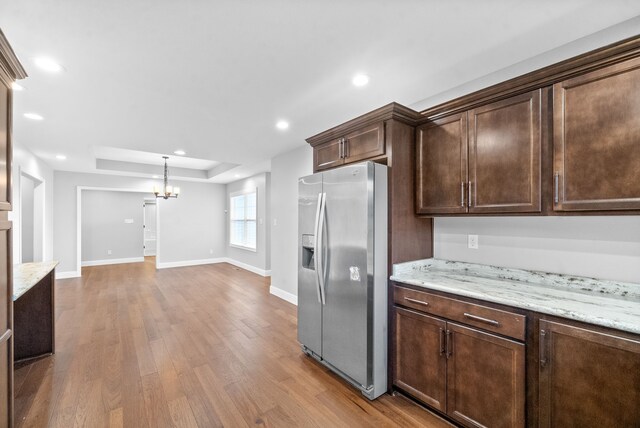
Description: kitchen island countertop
xmin=391 ymin=259 xmax=640 ymax=335
xmin=13 ymin=261 xmax=59 ymax=301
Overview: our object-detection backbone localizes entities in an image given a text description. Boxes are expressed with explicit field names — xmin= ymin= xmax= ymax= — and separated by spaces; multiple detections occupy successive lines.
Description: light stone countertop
xmin=13 ymin=261 xmax=59 ymax=301
xmin=391 ymin=259 xmax=640 ymax=335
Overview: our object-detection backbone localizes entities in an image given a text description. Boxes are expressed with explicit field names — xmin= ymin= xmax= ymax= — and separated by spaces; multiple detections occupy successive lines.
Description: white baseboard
xmin=56 ymin=270 xmax=81 ymax=279
xmin=223 ymin=258 xmax=271 ymax=277
xmin=81 ymin=257 xmax=144 ymax=267
xmin=156 ymin=258 xmax=225 ymax=269
xmin=269 ymin=285 xmax=298 ymax=305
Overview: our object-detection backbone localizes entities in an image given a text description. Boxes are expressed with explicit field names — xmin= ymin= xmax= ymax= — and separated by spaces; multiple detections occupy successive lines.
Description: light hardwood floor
xmin=14 ymin=258 xmax=452 ymax=427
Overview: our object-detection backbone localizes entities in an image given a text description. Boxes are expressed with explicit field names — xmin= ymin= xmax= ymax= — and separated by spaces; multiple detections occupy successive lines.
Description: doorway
xmin=19 ymin=171 xmax=45 ymax=264
xmin=143 ymin=200 xmax=157 ymax=256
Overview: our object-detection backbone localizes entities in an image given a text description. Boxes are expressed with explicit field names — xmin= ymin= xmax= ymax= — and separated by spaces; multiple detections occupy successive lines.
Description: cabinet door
xmin=416 ymin=113 xmax=468 ymax=214
xmin=0 ymin=221 xmax=10 ymax=426
xmin=469 ymin=90 xmax=541 ymax=213
xmin=553 ymin=56 xmax=640 ymax=211
xmin=0 ymin=83 xmax=10 ymax=210
xmin=313 ymin=138 xmax=344 ymax=171
xmin=0 ymin=338 xmax=8 ymax=426
xmin=446 ymin=323 xmax=525 ymax=428
xmin=343 ymin=122 xmax=384 ymax=163
xmin=539 ymin=320 xmax=640 ymax=428
xmin=394 ymin=307 xmax=447 ymax=412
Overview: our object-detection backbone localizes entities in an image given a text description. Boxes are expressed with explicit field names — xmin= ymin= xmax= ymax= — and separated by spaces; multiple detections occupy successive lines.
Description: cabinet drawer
xmin=394 ymin=286 xmax=525 ymax=341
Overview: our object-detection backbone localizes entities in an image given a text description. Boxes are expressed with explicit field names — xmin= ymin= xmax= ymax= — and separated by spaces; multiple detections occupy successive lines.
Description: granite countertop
xmin=390 ymin=259 xmax=640 ymax=335
xmin=13 ymin=261 xmax=59 ymax=301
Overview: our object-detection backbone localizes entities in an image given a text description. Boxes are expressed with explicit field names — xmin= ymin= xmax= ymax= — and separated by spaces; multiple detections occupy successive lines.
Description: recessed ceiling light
xmin=174 ymin=150 xmax=186 ymax=155
xmin=234 ymin=174 xmax=241 ymax=178
xmin=56 ymin=154 xmax=66 ymax=160
xmin=152 ymin=175 xmax=160 ymax=179
xmin=276 ymin=120 xmax=289 ymax=130
xmin=34 ymin=57 xmax=64 ymax=73
xmin=352 ymin=73 xmax=369 ymax=87
xmin=11 ymin=82 xmax=24 ymax=91
xmin=24 ymin=113 xmax=44 ymax=121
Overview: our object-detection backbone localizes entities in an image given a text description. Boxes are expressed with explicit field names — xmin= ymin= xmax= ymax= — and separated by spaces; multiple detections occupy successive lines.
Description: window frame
xmin=229 ymin=188 xmax=258 ymax=252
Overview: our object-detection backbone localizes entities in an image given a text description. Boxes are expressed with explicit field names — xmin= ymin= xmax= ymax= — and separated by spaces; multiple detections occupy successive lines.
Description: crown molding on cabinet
xmin=306 ymin=102 xmax=420 ymax=147
xmin=0 ymin=29 xmax=27 ymax=83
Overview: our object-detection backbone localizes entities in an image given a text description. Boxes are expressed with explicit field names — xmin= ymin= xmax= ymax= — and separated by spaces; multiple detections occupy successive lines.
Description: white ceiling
xmin=1 ymin=1 xmax=640 ymax=183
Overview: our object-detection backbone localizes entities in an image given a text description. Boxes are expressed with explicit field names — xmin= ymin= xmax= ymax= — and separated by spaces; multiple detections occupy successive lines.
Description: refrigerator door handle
xmin=314 ymin=193 xmax=323 ymax=303
xmin=317 ymin=192 xmax=327 ymax=305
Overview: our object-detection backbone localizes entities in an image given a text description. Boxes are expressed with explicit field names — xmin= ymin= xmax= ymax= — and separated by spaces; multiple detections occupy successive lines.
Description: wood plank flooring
xmin=14 ymin=258 xmax=452 ymax=427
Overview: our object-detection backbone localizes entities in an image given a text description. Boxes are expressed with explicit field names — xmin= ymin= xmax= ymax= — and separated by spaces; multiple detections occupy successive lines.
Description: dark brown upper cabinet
xmin=553 ymin=56 xmax=640 ymax=211
xmin=416 ymin=113 xmax=468 ymax=214
xmin=417 ymin=90 xmax=541 ymax=215
xmin=469 ymin=90 xmax=541 ymax=213
xmin=312 ymin=122 xmax=384 ymax=171
xmin=313 ymin=137 xmax=344 ymax=171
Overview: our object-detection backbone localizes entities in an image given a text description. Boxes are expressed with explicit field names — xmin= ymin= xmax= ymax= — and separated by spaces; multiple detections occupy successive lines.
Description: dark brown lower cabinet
xmin=394 ymin=307 xmax=525 ymax=428
xmin=539 ymin=320 xmax=640 ymax=428
xmin=447 ymin=323 xmax=525 ymax=428
xmin=394 ymin=308 xmax=446 ymax=411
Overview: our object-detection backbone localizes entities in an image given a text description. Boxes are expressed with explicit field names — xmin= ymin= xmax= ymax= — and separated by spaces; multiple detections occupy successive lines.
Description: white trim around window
xmin=229 ymin=188 xmax=258 ymax=251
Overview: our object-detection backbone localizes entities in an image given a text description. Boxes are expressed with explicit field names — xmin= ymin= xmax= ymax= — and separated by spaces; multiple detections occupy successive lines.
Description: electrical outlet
xmin=468 ymin=235 xmax=479 ymax=249
xmin=107 ymin=249 xmax=112 ymax=255
xmin=273 ymin=218 xmax=278 ymax=226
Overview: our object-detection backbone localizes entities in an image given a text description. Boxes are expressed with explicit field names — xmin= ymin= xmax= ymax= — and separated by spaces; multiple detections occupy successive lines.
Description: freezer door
xmin=297 ymin=173 xmax=323 ymax=356
xmin=321 ymin=163 xmax=372 ymax=387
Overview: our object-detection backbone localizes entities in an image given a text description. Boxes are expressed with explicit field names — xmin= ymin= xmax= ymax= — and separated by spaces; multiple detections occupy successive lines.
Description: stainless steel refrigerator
xmin=298 ymin=161 xmax=387 ymax=400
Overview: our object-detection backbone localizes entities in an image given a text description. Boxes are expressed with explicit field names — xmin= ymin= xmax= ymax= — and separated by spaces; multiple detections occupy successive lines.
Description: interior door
xmin=321 ymin=163 xmax=370 ymax=387
xmin=143 ymin=202 xmax=157 ymax=256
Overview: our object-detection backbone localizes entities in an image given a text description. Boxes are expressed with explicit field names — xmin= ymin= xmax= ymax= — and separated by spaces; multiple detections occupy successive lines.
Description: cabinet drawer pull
xmin=404 ymin=297 xmax=429 ymax=307
xmin=461 ymin=182 xmax=465 ymax=207
xmin=468 ymin=181 xmax=472 ymax=207
xmin=439 ymin=328 xmax=445 ymax=356
xmin=554 ymin=172 xmax=559 ymax=204
xmin=463 ymin=312 xmax=500 ymax=326
xmin=446 ymin=330 xmax=453 ymax=358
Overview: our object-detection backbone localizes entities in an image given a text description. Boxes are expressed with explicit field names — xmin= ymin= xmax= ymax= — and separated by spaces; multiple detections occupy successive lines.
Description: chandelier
xmin=153 ymin=156 xmax=180 ymax=199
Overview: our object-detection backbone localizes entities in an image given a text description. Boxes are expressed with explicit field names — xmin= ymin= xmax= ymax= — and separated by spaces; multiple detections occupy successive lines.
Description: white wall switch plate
xmin=124 ymin=218 xmax=134 ymax=224
xmin=107 ymin=249 xmax=112 ymax=255
xmin=468 ymin=234 xmax=479 ymax=249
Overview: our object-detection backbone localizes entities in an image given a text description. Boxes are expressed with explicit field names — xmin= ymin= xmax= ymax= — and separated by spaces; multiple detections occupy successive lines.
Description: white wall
xmin=411 ymin=16 xmax=640 ymax=112
xmin=12 ymin=142 xmax=55 ymax=264
xmin=81 ymin=190 xmax=146 ymax=264
xmin=225 ymin=172 xmax=271 ymax=275
xmin=434 ymin=217 xmax=640 ymax=284
xmin=269 ymin=145 xmax=312 ymax=303
xmin=157 ymin=180 xmax=226 ymax=267
xmin=54 ymin=171 xmax=226 ymax=275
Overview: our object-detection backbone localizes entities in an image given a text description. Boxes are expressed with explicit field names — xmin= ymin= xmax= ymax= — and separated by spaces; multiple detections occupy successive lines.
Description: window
xmin=230 ymin=190 xmax=257 ymax=250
